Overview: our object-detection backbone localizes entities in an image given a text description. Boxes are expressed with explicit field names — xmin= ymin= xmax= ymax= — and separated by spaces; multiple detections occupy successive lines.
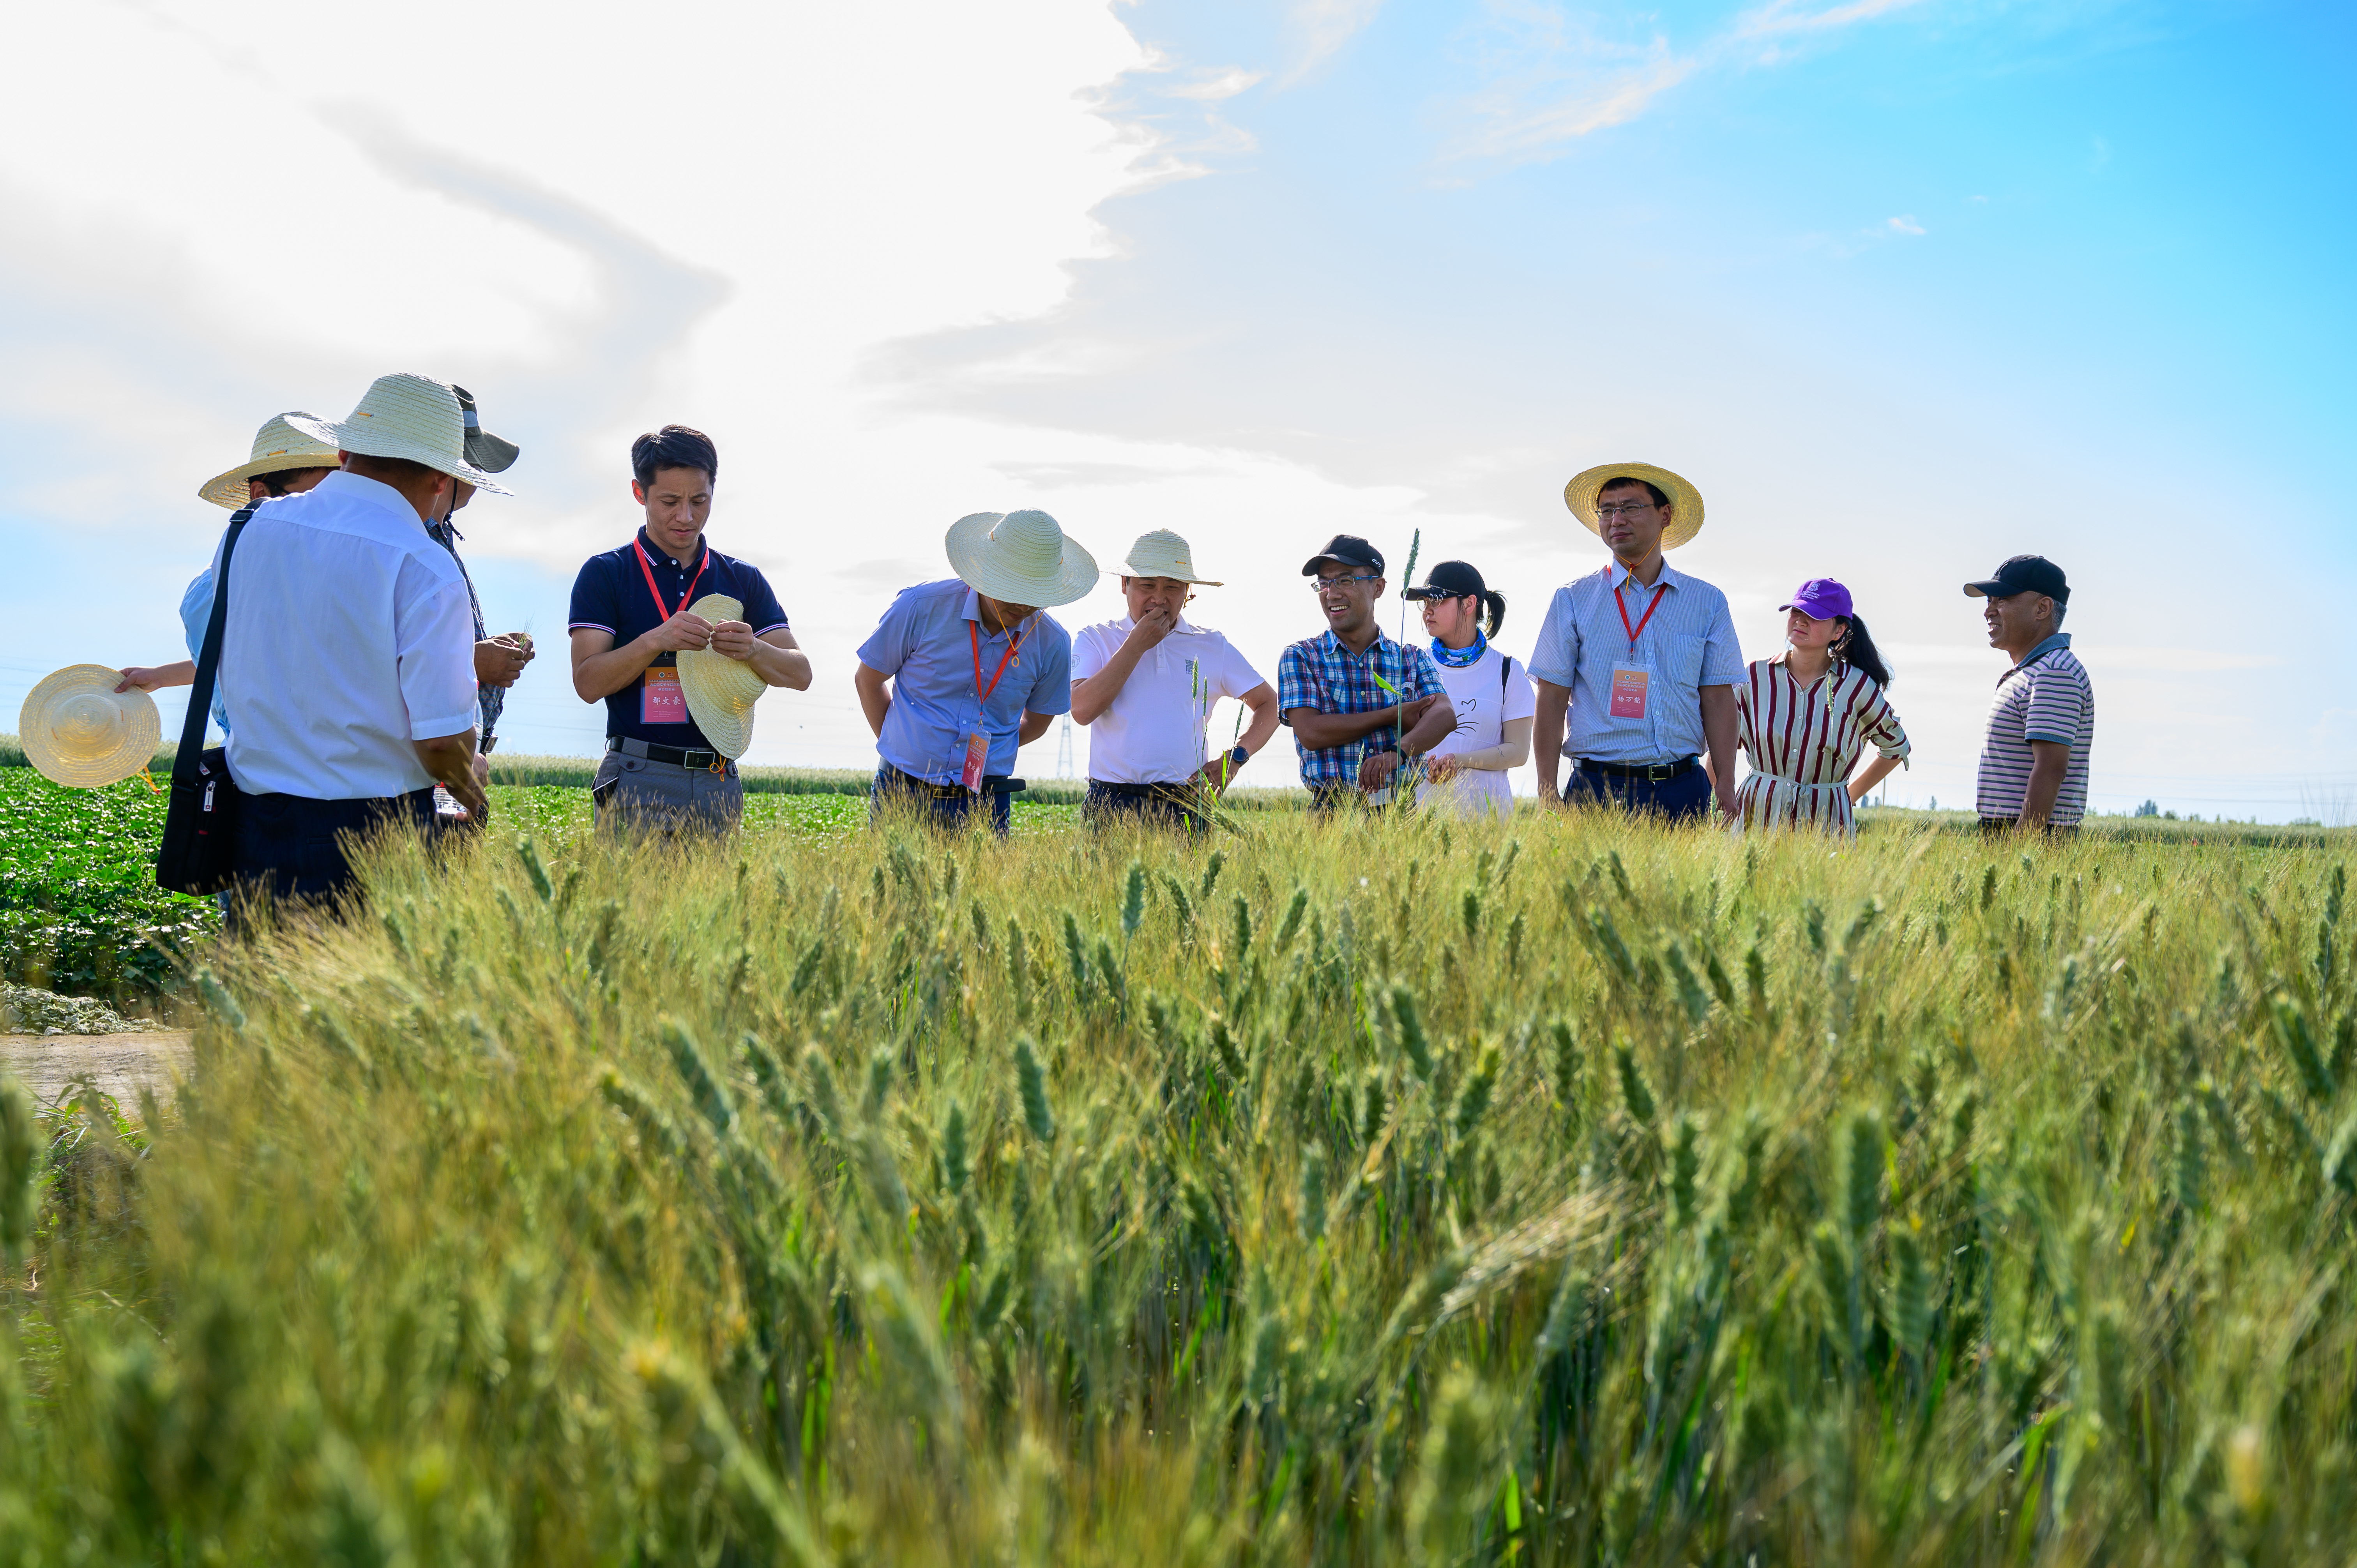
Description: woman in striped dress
xmin=1733 ymin=578 xmax=1909 ymax=837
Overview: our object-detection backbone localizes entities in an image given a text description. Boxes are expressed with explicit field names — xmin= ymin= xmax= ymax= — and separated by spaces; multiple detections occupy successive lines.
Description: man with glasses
xmin=1530 ymin=464 xmax=1743 ymax=822
xmin=1277 ymin=534 xmax=1456 ymax=812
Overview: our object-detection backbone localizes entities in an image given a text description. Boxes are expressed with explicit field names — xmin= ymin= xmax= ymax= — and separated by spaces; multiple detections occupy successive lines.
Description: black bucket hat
xmin=452 ymin=384 xmax=521 ymax=475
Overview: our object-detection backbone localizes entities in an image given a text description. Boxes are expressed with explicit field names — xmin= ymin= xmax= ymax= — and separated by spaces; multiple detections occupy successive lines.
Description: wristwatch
xmin=1229 ymin=744 xmax=1250 ymax=770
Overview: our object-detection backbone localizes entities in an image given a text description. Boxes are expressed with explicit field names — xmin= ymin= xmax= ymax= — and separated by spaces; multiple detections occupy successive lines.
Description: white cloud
xmin=0 ymin=0 xmax=1492 ymax=775
xmin=1447 ymin=51 xmax=1700 ymax=162
xmin=1282 ymin=0 xmax=1387 ymax=84
xmin=1887 ymin=215 xmax=1927 ymax=235
xmin=1738 ymin=0 xmax=1935 ymax=37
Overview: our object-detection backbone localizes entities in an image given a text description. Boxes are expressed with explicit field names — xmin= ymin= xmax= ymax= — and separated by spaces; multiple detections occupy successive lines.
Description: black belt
xmin=609 ymin=735 xmax=733 ymax=774
xmin=1580 ymin=756 xmax=1698 ymax=782
xmin=878 ymin=763 xmax=1025 ymax=798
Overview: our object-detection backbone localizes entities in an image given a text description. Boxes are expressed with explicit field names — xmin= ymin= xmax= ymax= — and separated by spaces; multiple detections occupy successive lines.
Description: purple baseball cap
xmin=1779 ymin=578 xmax=1853 ymax=620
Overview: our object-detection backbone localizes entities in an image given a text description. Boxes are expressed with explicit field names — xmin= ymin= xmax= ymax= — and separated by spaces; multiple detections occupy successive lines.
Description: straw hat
xmin=197 ymin=413 xmax=343 ymax=509
xmin=943 ymin=509 xmax=1098 ymax=609
xmin=285 ymin=374 xmax=514 ymax=495
xmin=1564 ymin=463 xmax=1706 ymax=549
xmin=1120 ymin=529 xmax=1221 ymax=586
xmin=676 ymin=594 xmax=764 ymax=760
xmin=18 ymin=666 xmax=161 ymax=788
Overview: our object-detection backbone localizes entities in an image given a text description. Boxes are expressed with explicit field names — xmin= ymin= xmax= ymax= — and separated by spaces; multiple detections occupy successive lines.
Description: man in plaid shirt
xmin=1278 ymin=534 xmax=1456 ymax=810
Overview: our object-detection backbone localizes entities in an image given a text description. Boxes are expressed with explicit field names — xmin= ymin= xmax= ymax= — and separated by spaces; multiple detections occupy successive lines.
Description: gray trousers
xmin=592 ymin=749 xmax=743 ymax=836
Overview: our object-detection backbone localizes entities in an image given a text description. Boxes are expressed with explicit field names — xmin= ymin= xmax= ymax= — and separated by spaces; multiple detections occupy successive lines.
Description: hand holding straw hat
xmin=1563 ymin=462 xmax=1706 ymax=549
xmin=284 ymin=374 xmax=516 ymax=495
xmin=19 ymin=666 xmax=162 ymax=788
xmin=677 ymin=595 xmax=765 ymax=760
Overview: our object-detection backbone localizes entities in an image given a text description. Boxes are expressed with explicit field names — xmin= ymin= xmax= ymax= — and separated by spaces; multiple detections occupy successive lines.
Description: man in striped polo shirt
xmin=1967 ymin=555 xmax=2092 ymax=832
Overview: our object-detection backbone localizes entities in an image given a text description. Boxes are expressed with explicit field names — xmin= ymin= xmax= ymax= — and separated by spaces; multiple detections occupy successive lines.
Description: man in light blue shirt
xmin=853 ymin=509 xmax=1096 ymax=834
xmin=1529 ymin=463 xmax=1744 ymax=823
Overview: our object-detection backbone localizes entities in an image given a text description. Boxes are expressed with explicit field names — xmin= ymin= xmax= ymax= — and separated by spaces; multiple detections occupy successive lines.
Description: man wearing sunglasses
xmin=1276 ymin=534 xmax=1456 ymax=812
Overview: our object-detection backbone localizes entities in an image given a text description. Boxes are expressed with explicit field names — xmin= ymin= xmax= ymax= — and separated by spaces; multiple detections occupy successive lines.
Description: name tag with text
xmin=1609 ymin=662 xmax=1650 ymax=720
xmin=641 ymin=666 xmax=688 ymax=723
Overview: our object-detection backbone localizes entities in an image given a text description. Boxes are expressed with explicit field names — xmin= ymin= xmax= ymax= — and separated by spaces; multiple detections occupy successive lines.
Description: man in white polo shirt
xmin=1071 ymin=530 xmax=1279 ymax=830
xmin=216 ymin=374 xmax=500 ymax=915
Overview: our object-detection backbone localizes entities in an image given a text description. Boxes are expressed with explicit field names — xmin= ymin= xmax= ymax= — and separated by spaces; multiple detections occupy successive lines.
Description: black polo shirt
xmin=568 ymin=528 xmax=790 ymax=749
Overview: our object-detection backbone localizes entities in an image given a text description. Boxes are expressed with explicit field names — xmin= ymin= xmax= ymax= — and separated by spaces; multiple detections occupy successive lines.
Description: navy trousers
xmin=870 ymin=766 xmax=1012 ymax=835
xmin=229 ymin=786 xmax=443 ymax=924
xmin=1565 ymin=761 xmax=1713 ymax=822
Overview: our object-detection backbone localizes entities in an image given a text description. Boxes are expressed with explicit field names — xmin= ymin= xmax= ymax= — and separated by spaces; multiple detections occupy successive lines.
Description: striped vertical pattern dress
xmin=1733 ymin=657 xmax=1910 ymax=837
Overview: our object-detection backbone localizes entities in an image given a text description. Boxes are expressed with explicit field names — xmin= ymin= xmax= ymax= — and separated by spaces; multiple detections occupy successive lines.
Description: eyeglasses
xmin=1594 ymin=501 xmax=1658 ymax=519
xmin=1313 ymin=574 xmax=1380 ymax=590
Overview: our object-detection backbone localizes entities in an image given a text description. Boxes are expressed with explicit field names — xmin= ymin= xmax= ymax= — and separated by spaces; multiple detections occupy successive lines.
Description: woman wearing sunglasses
xmin=1732 ymin=578 xmax=1909 ymax=837
xmin=1403 ymin=560 xmax=1535 ymax=820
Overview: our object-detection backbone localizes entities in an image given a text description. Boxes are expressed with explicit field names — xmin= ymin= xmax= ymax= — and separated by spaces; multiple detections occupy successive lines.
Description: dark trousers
xmin=1566 ymin=761 xmax=1713 ymax=822
xmin=870 ymin=765 xmax=1011 ymax=835
xmin=1085 ymin=780 xmax=1209 ymax=833
xmin=229 ymin=787 xmax=442 ymax=924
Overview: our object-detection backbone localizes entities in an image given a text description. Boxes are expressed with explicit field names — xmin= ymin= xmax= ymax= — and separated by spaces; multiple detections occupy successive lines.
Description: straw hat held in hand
xmin=19 ymin=666 xmax=162 ymax=788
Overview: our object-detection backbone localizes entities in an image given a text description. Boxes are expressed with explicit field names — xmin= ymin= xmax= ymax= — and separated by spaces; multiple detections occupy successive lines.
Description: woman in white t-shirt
xmin=1402 ymin=560 xmax=1535 ymax=820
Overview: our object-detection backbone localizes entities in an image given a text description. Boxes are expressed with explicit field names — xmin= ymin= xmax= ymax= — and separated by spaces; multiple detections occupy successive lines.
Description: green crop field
xmin=4 ymin=782 xmax=2357 ymax=1564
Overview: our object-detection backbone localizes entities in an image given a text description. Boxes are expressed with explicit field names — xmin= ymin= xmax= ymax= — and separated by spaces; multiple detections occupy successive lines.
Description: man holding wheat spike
xmin=1530 ymin=463 xmax=1744 ymax=823
xmin=1070 ymin=530 xmax=1279 ymax=831
xmin=1277 ymin=533 xmax=1456 ymax=813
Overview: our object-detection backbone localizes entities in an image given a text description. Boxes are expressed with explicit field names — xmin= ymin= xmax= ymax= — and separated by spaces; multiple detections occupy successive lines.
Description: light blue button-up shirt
xmin=1527 ymin=558 xmax=1744 ymax=765
xmin=856 ymin=579 xmax=1073 ymax=783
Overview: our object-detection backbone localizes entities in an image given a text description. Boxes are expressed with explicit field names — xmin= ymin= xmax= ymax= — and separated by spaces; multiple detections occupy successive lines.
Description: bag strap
xmin=174 ymin=506 xmax=256 ymax=782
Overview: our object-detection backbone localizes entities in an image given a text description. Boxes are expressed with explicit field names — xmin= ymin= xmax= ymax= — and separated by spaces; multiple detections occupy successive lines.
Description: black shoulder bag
xmin=156 ymin=507 xmax=254 ymax=895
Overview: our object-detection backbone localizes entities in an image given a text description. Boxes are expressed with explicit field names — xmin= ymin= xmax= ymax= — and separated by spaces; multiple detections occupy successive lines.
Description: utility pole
xmin=1056 ymin=715 xmax=1074 ymax=779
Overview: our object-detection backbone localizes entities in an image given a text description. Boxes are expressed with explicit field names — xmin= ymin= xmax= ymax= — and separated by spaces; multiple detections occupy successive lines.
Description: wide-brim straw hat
xmin=1120 ymin=528 xmax=1221 ymax=586
xmin=284 ymin=374 xmax=514 ymax=496
xmin=944 ymin=509 xmax=1098 ymax=609
xmin=677 ymin=594 xmax=764 ymax=760
xmin=19 ymin=666 xmax=161 ymax=788
xmin=1564 ymin=462 xmax=1706 ymax=550
xmin=197 ymin=413 xmax=344 ymax=509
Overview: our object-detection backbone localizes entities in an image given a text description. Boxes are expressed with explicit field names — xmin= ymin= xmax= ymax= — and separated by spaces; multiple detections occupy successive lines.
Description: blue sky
xmin=1 ymin=0 xmax=2349 ymax=817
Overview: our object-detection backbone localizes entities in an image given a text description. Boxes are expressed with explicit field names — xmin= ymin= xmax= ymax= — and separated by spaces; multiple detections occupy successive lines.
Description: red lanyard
xmin=970 ymin=618 xmax=1027 ymax=705
xmin=633 ymin=538 xmax=708 ymax=623
xmin=1615 ymin=580 xmax=1667 ymax=651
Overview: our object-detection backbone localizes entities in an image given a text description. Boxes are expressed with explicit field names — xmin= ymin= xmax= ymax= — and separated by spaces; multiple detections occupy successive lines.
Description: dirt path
xmin=0 ymin=1032 xmax=192 ymax=1107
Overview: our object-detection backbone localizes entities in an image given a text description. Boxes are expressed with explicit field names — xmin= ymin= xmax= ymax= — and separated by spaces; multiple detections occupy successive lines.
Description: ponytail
xmin=1835 ymin=613 xmax=1893 ymax=689
xmin=1481 ymin=590 xmax=1506 ymax=639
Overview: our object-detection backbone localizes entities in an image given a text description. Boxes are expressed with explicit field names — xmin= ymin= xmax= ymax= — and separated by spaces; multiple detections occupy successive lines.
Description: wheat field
xmin=2 ymin=805 xmax=2352 ymax=1564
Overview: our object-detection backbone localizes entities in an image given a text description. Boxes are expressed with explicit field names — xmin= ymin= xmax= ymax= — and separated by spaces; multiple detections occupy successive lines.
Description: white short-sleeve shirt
xmin=1072 ymin=616 xmax=1267 ymax=784
xmin=1417 ymin=644 xmax=1536 ymax=819
xmin=217 ymin=471 xmax=479 ymax=799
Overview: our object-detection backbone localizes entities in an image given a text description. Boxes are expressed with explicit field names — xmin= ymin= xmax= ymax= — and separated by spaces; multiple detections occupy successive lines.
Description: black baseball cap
xmin=1302 ymin=534 xmax=1384 ymax=576
xmin=1401 ymin=560 xmax=1488 ymax=600
xmin=1963 ymin=554 xmax=2069 ymax=603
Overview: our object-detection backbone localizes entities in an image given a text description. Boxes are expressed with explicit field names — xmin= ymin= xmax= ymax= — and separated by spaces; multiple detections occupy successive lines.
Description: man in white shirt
xmin=217 ymin=373 xmax=505 ymax=915
xmin=1070 ymin=530 xmax=1279 ymax=830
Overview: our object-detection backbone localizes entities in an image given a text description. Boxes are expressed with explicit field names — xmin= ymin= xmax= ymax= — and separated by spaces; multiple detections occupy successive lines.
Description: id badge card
xmin=641 ymin=664 xmax=687 ymax=723
xmin=960 ymin=731 xmax=988 ymax=795
xmin=1609 ymin=662 xmax=1650 ymax=720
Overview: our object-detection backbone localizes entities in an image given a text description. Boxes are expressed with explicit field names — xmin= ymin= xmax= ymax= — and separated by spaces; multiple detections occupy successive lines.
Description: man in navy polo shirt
xmin=568 ymin=425 xmax=810 ymax=833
